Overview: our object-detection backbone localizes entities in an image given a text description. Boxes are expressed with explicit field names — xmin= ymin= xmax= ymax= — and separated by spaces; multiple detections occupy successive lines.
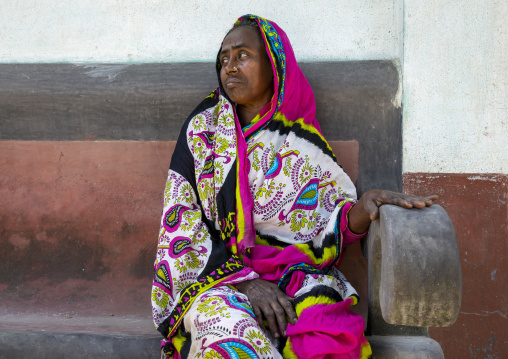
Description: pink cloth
xmin=226 ymin=15 xmax=325 ymax=253
xmin=287 ymin=298 xmax=367 ymax=359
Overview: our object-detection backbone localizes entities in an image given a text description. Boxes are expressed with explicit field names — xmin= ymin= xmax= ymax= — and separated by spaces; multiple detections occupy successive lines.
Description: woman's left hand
xmin=235 ymin=278 xmax=297 ymax=338
xmin=348 ymin=189 xmax=438 ymax=234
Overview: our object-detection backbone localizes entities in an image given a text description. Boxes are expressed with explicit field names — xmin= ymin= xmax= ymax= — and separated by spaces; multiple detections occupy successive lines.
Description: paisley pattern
xmin=265 ymin=150 xmax=298 ymax=179
xmin=158 ymin=236 xmax=208 ymax=259
xmin=163 ymin=204 xmax=195 ymax=233
xmin=247 ymin=115 xmax=354 ymax=245
xmin=182 ymin=287 xmax=278 ymax=359
xmin=152 ymin=14 xmax=371 ymax=359
xmin=210 ymin=339 xmax=259 ymax=359
xmin=153 ymin=261 xmax=173 ymax=297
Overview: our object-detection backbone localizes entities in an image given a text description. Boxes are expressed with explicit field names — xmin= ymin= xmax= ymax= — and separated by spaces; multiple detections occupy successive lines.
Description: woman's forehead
xmin=221 ymin=26 xmax=263 ymax=51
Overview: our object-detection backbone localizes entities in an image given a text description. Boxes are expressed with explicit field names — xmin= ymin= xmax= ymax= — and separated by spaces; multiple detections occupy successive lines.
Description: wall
xmin=1 ymin=0 xmax=507 ymax=358
xmin=0 ymin=0 xmax=402 ymax=63
xmin=403 ymin=1 xmax=507 ymax=174
xmin=402 ymin=1 xmax=508 ymax=357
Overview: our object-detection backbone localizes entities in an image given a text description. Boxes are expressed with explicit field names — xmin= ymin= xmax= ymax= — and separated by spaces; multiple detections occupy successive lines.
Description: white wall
xmin=403 ymin=0 xmax=508 ymax=174
xmin=0 ymin=0 xmax=401 ymax=63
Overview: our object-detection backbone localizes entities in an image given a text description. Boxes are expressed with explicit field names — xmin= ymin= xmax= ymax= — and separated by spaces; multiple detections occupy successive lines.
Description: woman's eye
xmin=239 ymin=53 xmax=247 ymax=58
xmin=221 ymin=57 xmax=229 ymax=64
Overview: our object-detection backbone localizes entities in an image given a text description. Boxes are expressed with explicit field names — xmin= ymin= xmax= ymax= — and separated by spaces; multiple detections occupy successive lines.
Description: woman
xmin=152 ymin=14 xmax=436 ymax=359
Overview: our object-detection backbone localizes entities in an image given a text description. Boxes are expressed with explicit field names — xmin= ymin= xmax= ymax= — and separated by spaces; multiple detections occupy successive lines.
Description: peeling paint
xmin=78 ymin=64 xmax=131 ymax=82
xmin=391 ymin=59 xmax=402 ymax=109
xmin=464 ymin=258 xmax=477 ymax=268
xmin=470 ymin=335 xmax=500 ymax=358
xmin=467 ymin=175 xmax=503 ymax=182
xmin=460 ymin=311 xmax=507 ymax=319
xmin=491 ymin=269 xmax=497 ymax=280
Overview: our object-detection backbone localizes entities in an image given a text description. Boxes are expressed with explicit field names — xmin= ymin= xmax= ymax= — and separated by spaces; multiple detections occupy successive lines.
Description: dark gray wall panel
xmin=0 ymin=63 xmax=216 ymax=141
xmin=302 ymin=61 xmax=402 ymax=193
xmin=0 ymin=62 xmax=401 ymax=192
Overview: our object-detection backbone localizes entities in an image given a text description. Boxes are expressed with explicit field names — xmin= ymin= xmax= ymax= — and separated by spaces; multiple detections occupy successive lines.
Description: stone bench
xmin=0 ymin=62 xmax=461 ymax=358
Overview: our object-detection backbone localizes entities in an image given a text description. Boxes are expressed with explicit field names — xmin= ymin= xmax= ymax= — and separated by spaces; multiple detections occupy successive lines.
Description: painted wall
xmin=2 ymin=0 xmax=505 ymax=172
xmin=402 ymin=2 xmax=508 ymax=358
xmin=403 ymin=1 xmax=508 ymax=174
xmin=0 ymin=0 xmax=402 ymax=63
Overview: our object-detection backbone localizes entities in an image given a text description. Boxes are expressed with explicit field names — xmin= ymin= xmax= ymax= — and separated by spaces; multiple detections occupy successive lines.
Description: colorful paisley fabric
xmin=151 ymin=14 xmax=371 ymax=358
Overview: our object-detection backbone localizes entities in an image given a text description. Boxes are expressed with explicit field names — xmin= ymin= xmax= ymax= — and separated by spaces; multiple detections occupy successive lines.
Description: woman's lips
xmin=225 ymin=77 xmax=242 ymax=87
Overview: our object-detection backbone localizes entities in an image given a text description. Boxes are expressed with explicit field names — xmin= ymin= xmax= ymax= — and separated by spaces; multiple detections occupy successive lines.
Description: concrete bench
xmin=0 ymin=62 xmax=461 ymax=358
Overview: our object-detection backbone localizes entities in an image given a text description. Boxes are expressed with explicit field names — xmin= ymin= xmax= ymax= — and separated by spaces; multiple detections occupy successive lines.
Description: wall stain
xmin=120 ymin=221 xmax=139 ymax=238
xmin=129 ymin=242 xmax=157 ymax=279
xmin=79 ymin=64 xmax=131 ymax=83
xmin=470 ymin=333 xmax=499 ymax=358
xmin=0 ymin=213 xmax=111 ymax=296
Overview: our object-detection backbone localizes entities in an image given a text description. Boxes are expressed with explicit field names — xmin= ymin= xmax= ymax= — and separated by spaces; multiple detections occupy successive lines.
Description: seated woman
xmin=151 ymin=14 xmax=436 ymax=359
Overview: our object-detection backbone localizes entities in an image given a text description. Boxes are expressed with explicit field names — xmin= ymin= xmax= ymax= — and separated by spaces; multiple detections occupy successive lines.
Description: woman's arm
xmin=347 ymin=189 xmax=438 ymax=234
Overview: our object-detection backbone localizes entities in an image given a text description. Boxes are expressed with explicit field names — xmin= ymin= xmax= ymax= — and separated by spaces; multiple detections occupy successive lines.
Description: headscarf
xmin=216 ymin=14 xmax=328 ymax=255
xmin=217 ymin=14 xmax=322 ymax=137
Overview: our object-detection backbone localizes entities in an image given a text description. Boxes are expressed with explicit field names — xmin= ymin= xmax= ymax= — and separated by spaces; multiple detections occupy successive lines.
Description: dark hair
xmin=217 ymin=17 xmax=264 ymax=72
xmin=225 ymin=17 xmax=259 ymax=37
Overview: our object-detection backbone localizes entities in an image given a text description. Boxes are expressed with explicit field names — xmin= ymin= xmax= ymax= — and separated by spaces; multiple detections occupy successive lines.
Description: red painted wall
xmin=0 ymin=141 xmax=174 ymax=319
xmin=404 ymin=173 xmax=508 ymax=359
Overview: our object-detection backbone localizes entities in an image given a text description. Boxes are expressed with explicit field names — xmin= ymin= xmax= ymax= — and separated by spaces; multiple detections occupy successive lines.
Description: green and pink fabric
xmin=151 ymin=14 xmax=372 ymax=359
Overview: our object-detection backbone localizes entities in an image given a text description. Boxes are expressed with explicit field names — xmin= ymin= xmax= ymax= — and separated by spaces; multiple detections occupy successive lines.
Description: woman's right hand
xmin=348 ymin=189 xmax=438 ymax=234
xmin=235 ymin=278 xmax=297 ymax=338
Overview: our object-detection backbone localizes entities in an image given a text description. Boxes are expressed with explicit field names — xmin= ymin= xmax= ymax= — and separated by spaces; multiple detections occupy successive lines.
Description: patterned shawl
xmin=151 ymin=14 xmax=358 ymax=351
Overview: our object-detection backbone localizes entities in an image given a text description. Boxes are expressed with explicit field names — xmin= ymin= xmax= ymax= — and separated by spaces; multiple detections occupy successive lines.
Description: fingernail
xmin=293 ymin=317 xmax=298 ymax=322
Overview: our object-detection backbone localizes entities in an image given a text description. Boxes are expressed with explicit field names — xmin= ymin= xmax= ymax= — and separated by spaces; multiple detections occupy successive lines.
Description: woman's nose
xmin=225 ymin=60 xmax=239 ymax=73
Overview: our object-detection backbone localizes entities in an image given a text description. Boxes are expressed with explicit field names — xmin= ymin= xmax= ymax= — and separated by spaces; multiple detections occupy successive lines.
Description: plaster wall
xmin=0 ymin=0 xmax=402 ymax=63
xmin=403 ymin=0 xmax=508 ymax=174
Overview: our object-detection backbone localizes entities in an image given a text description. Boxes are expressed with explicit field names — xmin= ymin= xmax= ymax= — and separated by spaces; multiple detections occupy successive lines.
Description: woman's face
xmin=219 ymin=26 xmax=274 ymax=107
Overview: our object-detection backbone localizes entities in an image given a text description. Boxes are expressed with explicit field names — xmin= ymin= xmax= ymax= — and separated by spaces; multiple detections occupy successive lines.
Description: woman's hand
xmin=348 ymin=189 xmax=438 ymax=234
xmin=235 ymin=278 xmax=297 ymax=338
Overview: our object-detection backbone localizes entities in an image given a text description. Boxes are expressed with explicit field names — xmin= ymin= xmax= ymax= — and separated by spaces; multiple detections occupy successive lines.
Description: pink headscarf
xmin=217 ymin=14 xmax=322 ymax=138
xmin=216 ymin=15 xmax=324 ymax=254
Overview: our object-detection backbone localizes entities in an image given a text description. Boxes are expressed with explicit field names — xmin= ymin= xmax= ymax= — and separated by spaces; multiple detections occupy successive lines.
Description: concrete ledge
xmin=0 ymin=331 xmax=445 ymax=359
xmin=0 ymin=330 xmax=161 ymax=359
xmin=0 ymin=61 xmax=402 ymax=192
xmin=368 ymin=336 xmax=444 ymax=359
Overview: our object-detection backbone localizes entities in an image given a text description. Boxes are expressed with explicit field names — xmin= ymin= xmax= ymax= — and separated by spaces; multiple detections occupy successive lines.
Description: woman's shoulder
xmin=174 ymin=89 xmax=220 ymax=144
xmin=185 ymin=89 xmax=221 ymax=124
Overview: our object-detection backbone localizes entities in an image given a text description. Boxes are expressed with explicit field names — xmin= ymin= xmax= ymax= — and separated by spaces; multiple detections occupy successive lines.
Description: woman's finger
xmin=378 ymin=191 xmax=429 ymax=209
xmin=271 ymin=302 xmax=288 ymax=336
xmin=252 ymin=305 xmax=267 ymax=334
xmin=390 ymin=195 xmax=416 ymax=208
xmin=278 ymin=296 xmax=297 ymax=324
xmin=261 ymin=305 xmax=280 ymax=339
xmin=363 ymin=196 xmax=381 ymax=221
xmin=424 ymin=194 xmax=439 ymax=206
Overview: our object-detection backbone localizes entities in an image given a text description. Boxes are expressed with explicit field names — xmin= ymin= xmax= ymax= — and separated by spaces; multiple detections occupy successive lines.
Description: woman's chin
xmin=225 ymin=93 xmax=244 ymax=105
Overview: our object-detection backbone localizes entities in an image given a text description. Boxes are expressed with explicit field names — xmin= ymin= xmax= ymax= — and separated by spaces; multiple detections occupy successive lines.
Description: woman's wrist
xmin=347 ymin=196 xmax=372 ymax=234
